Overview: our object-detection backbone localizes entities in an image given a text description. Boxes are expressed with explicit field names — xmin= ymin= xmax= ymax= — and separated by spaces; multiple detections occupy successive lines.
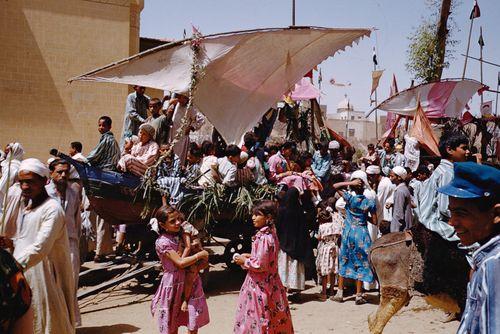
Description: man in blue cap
xmin=438 ymin=162 xmax=500 ymax=334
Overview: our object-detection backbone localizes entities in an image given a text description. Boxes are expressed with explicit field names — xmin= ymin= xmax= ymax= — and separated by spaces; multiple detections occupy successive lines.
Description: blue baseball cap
xmin=438 ymin=162 xmax=500 ymax=199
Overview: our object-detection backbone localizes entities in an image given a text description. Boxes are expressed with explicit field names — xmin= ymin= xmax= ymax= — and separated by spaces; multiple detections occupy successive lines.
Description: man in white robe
xmin=0 ymin=158 xmax=75 ymax=333
xmin=168 ymin=94 xmax=205 ymax=165
xmin=46 ymin=159 xmax=82 ymax=326
xmin=367 ymin=165 xmax=395 ymax=236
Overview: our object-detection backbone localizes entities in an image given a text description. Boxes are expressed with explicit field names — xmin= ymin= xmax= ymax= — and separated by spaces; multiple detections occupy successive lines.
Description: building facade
xmin=0 ymin=0 xmax=145 ymax=159
xmin=326 ymin=95 xmax=385 ymax=147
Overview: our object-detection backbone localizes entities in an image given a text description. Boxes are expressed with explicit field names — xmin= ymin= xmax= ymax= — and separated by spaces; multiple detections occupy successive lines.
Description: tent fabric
xmin=367 ymin=79 xmax=483 ymax=119
xmin=69 ymin=27 xmax=371 ymax=144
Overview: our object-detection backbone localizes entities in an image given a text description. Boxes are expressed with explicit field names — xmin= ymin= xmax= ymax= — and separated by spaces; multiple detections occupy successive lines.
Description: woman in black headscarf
xmin=276 ymin=187 xmax=313 ymax=294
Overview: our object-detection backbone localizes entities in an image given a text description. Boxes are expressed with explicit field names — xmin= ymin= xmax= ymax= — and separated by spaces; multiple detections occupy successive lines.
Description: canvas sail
xmin=69 ymin=27 xmax=371 ymax=143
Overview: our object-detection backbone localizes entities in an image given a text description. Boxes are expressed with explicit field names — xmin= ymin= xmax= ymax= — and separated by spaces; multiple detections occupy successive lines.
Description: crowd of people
xmin=0 ymin=85 xmax=498 ymax=334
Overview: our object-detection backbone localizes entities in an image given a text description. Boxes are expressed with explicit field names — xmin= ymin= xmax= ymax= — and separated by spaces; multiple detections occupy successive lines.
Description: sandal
xmin=318 ymin=294 xmax=327 ymax=302
xmin=355 ymin=295 xmax=368 ymax=305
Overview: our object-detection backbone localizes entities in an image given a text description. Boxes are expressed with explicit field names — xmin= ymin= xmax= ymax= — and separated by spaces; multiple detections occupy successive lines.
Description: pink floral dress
xmin=151 ymin=233 xmax=209 ymax=333
xmin=234 ymin=225 xmax=294 ymax=334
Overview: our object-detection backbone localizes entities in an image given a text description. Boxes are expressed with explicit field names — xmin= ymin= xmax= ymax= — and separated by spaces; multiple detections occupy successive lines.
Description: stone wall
xmin=0 ymin=0 xmax=144 ymax=159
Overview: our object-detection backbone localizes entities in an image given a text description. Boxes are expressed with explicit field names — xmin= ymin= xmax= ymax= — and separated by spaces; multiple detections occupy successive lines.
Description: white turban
xmin=19 ymin=158 xmax=50 ymax=179
xmin=366 ymin=165 xmax=381 ymax=175
xmin=328 ymin=140 xmax=340 ymax=150
xmin=350 ymin=170 xmax=370 ymax=189
xmin=392 ymin=166 xmax=407 ymax=179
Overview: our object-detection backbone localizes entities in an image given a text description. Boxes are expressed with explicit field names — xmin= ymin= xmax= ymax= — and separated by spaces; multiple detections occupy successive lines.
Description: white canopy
xmin=70 ymin=27 xmax=371 ymax=143
xmin=366 ymin=78 xmax=483 ymax=119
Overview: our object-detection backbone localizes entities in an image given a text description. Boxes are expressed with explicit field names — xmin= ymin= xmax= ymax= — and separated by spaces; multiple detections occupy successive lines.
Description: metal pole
xmin=479 ymin=26 xmax=484 ymax=105
xmin=495 ymin=72 xmax=500 ymax=116
xmin=462 ymin=18 xmax=474 ymax=79
xmin=292 ymin=0 xmax=296 ymax=26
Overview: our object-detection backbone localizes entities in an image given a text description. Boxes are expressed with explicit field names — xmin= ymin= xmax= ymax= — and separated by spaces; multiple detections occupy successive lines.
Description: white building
xmin=326 ymin=95 xmax=385 ymax=146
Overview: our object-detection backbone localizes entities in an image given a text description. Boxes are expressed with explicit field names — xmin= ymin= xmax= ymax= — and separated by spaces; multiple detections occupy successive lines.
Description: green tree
xmin=406 ymin=0 xmax=460 ymax=83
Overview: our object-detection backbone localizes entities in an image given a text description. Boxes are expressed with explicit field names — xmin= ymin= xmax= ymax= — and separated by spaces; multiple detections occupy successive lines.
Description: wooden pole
xmin=435 ymin=0 xmax=452 ymax=80
xmin=374 ymin=62 xmax=379 ymax=140
xmin=462 ymin=18 xmax=475 ymax=79
xmin=292 ymin=0 xmax=296 ymax=26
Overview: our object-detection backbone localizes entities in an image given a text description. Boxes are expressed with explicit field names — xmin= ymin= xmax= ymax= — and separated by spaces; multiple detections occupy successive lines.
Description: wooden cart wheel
xmin=223 ymin=238 xmax=251 ymax=271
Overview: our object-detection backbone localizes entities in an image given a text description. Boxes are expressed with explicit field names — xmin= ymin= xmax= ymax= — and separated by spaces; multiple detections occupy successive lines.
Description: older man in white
xmin=0 ymin=158 xmax=75 ymax=333
xmin=46 ymin=159 xmax=82 ymax=326
xmin=366 ymin=165 xmax=395 ymax=236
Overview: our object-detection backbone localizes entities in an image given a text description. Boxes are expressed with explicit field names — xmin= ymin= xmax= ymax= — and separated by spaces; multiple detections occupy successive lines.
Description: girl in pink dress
xmin=233 ymin=200 xmax=294 ymax=334
xmin=151 ymin=205 xmax=210 ymax=334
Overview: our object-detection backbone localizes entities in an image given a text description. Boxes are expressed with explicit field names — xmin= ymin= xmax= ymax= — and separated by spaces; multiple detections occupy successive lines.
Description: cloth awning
xmin=69 ymin=26 xmax=371 ymax=143
xmin=366 ymin=78 xmax=484 ymax=119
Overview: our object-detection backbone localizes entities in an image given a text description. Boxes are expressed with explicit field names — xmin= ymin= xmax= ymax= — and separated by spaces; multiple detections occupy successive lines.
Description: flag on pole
xmin=478 ymin=27 xmax=485 ymax=47
xmin=385 ymin=74 xmax=399 ymax=130
xmin=370 ymin=70 xmax=384 ymax=97
xmin=372 ymin=47 xmax=378 ymax=66
xmin=481 ymin=100 xmax=492 ymax=116
xmin=409 ymin=102 xmax=440 ymax=156
xmin=470 ymin=0 xmax=480 ymax=19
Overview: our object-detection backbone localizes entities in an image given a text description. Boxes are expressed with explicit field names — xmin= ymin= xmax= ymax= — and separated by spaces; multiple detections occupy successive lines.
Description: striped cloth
xmin=118 ymin=140 xmax=159 ymax=176
xmin=86 ymin=131 xmax=120 ymax=171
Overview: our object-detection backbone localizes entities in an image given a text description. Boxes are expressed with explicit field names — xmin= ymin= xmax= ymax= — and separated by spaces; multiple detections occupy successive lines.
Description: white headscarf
xmin=19 ymin=158 xmax=50 ymax=179
xmin=350 ymin=170 xmax=371 ymax=190
xmin=392 ymin=166 xmax=407 ymax=179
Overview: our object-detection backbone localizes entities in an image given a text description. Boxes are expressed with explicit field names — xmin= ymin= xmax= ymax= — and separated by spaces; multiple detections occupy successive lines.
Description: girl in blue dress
xmin=332 ymin=171 xmax=378 ymax=305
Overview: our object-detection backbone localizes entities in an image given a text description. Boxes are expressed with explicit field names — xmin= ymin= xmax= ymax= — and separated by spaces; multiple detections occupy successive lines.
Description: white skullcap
xmin=240 ymin=151 xmax=249 ymax=163
xmin=392 ymin=166 xmax=407 ymax=179
xmin=350 ymin=170 xmax=370 ymax=189
xmin=19 ymin=158 xmax=50 ymax=178
xmin=328 ymin=140 xmax=340 ymax=150
xmin=47 ymin=157 xmax=56 ymax=165
xmin=366 ymin=165 xmax=381 ymax=175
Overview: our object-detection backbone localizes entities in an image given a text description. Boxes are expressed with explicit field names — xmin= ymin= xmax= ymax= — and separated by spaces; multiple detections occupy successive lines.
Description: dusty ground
xmin=77 ymin=262 xmax=458 ymax=334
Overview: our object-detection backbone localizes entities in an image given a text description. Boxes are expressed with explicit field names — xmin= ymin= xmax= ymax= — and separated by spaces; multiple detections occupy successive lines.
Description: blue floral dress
xmin=338 ymin=192 xmax=376 ymax=283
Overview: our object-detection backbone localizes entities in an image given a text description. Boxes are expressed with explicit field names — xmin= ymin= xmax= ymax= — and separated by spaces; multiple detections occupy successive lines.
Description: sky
xmin=140 ymin=0 xmax=500 ymax=117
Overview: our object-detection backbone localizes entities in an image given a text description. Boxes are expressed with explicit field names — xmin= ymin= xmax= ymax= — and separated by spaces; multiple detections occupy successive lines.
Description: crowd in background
xmin=0 ymin=84 xmax=498 ymax=334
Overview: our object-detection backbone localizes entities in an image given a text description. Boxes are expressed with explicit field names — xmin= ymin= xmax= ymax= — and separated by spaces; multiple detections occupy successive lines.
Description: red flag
xmin=470 ymin=0 xmax=480 ymax=19
xmin=385 ymin=74 xmax=399 ymax=131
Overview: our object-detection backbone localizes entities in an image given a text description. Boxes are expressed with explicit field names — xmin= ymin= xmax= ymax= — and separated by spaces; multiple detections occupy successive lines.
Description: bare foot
xmin=181 ymin=300 xmax=188 ymax=312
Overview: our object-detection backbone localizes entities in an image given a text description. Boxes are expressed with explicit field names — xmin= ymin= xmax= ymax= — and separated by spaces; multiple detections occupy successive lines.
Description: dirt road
xmin=77 ymin=264 xmax=458 ymax=334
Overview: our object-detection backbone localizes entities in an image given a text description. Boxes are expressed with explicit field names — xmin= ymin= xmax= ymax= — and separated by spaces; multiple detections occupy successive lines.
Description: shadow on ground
xmin=77 ymin=324 xmax=140 ymax=334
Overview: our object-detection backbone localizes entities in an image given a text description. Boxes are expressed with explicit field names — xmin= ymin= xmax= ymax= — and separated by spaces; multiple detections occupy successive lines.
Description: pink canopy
xmin=290 ymin=77 xmax=320 ymax=100
xmin=366 ymin=79 xmax=484 ymax=119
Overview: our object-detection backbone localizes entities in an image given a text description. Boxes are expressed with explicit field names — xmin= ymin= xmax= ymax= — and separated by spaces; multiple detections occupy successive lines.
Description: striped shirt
xmin=86 ymin=131 xmax=120 ymax=171
xmin=458 ymin=235 xmax=500 ymax=334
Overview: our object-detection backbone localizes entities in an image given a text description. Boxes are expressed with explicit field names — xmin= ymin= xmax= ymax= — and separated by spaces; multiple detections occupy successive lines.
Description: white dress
xmin=2 ymin=186 xmax=76 ymax=334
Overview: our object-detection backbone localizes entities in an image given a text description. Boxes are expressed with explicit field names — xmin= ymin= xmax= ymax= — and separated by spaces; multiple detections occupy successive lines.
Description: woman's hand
xmin=234 ymin=254 xmax=246 ymax=266
xmin=350 ymin=179 xmax=363 ymax=188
